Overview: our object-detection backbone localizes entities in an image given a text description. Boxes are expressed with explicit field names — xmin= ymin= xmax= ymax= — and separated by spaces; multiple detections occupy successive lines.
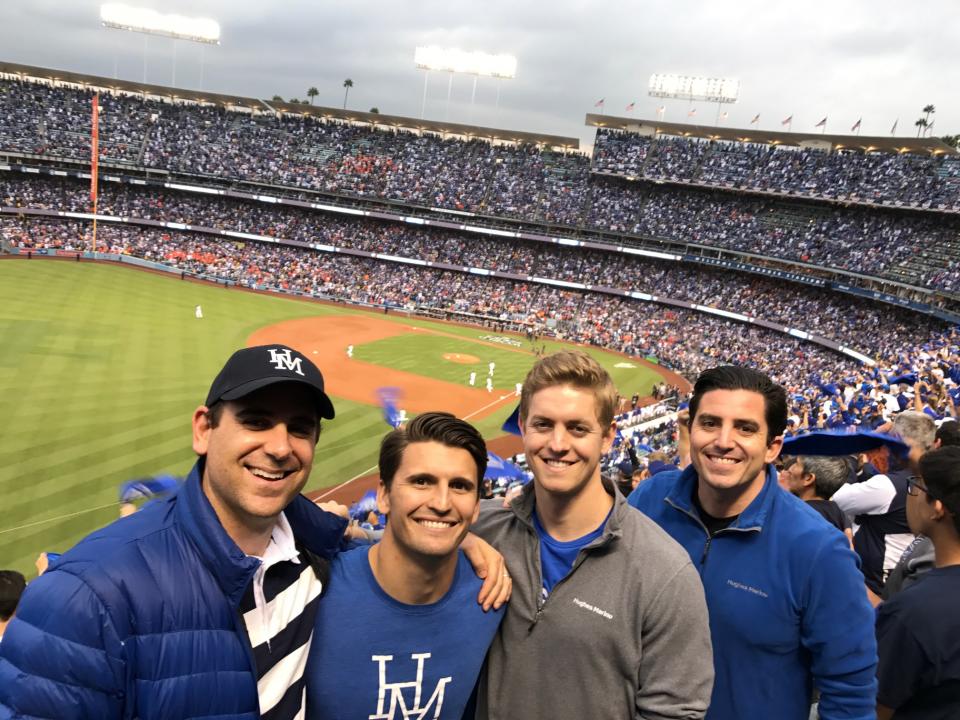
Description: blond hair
xmin=519 ymin=350 xmax=617 ymax=427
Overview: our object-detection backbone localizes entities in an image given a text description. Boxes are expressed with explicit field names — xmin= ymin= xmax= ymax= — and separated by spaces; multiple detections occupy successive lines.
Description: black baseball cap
xmin=205 ymin=344 xmax=336 ymax=419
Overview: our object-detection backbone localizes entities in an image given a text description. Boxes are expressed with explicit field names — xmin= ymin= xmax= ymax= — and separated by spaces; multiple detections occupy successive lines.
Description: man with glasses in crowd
xmin=876 ymin=447 xmax=960 ymax=719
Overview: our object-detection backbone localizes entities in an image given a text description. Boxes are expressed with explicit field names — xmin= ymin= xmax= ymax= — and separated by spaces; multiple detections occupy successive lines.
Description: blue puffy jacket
xmin=0 ymin=461 xmax=346 ymax=719
xmin=628 ymin=465 xmax=877 ymax=720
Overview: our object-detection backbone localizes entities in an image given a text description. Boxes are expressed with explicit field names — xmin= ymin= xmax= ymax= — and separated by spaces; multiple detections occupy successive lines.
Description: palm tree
xmin=342 ymin=78 xmax=353 ymax=110
xmin=915 ymin=118 xmax=928 ymax=137
xmin=307 ymin=87 xmax=318 ymax=105
xmin=918 ymin=105 xmax=936 ymax=137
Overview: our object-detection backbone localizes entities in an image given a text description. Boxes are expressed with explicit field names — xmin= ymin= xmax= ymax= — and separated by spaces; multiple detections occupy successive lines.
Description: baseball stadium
xmin=2 ymin=4 xmax=960 ymax=717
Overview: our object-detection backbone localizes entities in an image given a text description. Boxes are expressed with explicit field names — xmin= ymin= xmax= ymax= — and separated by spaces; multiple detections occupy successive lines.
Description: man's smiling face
xmin=193 ymin=383 xmax=318 ymax=537
xmin=689 ymin=388 xmax=782 ymax=506
xmin=377 ymin=440 xmax=480 ymax=561
xmin=520 ymin=384 xmax=614 ymax=498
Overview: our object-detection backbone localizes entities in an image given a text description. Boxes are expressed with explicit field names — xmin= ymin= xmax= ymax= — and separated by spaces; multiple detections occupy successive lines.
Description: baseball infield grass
xmin=0 ymin=259 xmax=662 ymax=576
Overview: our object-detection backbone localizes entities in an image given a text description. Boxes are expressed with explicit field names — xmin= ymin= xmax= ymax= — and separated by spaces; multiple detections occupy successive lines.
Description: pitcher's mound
xmin=443 ymin=352 xmax=480 ymax=364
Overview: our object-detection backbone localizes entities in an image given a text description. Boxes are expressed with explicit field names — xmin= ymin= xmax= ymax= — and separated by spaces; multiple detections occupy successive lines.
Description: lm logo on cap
xmin=268 ymin=347 xmax=304 ymax=376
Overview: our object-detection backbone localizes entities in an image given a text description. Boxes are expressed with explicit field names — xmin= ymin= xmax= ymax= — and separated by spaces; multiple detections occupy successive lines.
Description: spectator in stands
xmin=0 ymin=571 xmax=26 ymax=643
xmin=778 ymin=455 xmax=854 ymax=545
xmin=833 ymin=411 xmax=935 ymax=603
xmin=0 ymin=346 xmax=508 ymax=718
xmin=472 ymin=351 xmax=714 ymax=720
xmin=876 ymin=446 xmax=960 ymax=719
xmin=628 ymin=365 xmax=877 ymax=720
xmin=882 ymin=418 xmax=960 ymax=600
xmin=306 ymin=412 xmax=503 ymax=719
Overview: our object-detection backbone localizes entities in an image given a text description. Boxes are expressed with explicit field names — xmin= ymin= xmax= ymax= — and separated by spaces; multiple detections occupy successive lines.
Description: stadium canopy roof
xmin=0 ymin=60 xmax=579 ymax=150
xmin=585 ymin=113 xmax=957 ymax=156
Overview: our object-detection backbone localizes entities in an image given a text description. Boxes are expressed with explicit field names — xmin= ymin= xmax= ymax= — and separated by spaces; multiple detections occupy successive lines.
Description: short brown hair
xmin=519 ymin=351 xmax=617 ymax=427
xmin=379 ymin=412 xmax=487 ymax=496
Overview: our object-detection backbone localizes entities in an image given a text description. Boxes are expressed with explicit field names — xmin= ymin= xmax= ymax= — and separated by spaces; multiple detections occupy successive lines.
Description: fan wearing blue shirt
xmin=306 ymin=412 xmax=504 ymax=720
xmin=628 ymin=365 xmax=877 ymax=720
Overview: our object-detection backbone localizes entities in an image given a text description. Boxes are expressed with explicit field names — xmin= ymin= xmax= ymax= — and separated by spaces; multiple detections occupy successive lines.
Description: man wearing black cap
xmin=0 ymin=345 xmax=507 ymax=720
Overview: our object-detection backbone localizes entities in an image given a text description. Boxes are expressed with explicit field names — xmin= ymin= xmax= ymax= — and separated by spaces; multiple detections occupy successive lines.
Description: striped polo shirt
xmin=240 ymin=512 xmax=325 ymax=720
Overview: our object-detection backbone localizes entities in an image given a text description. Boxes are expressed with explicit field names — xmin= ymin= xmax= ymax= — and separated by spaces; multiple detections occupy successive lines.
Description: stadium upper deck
xmin=1 ymin=61 xmax=958 ymax=314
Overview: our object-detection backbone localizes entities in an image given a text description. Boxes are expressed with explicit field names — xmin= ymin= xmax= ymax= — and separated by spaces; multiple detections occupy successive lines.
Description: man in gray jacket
xmin=471 ymin=351 xmax=713 ymax=719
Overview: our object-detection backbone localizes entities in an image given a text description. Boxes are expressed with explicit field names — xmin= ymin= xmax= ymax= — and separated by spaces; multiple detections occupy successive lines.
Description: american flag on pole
xmin=815 ymin=116 xmax=827 ymax=128
xmin=594 ymin=98 xmax=605 ymax=108
xmin=625 ymin=101 xmax=635 ymax=112
xmin=750 ymin=113 xmax=760 ymax=125
xmin=688 ymin=107 xmax=697 ymax=117
xmin=782 ymin=115 xmax=793 ymax=126
xmin=851 ymin=118 xmax=862 ymax=132
xmin=720 ymin=111 xmax=728 ymax=120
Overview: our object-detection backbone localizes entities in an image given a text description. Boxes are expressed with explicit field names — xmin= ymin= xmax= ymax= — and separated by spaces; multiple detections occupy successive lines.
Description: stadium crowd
xmin=3 ymin=79 xmax=960 ymax=292
xmin=593 ymin=127 xmax=960 ymax=210
xmin=0 ymin=174 xmax=951 ymax=357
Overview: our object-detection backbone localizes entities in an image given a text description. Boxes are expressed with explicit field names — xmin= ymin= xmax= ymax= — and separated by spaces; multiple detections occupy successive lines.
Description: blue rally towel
xmin=502 ymin=404 xmax=522 ymax=436
xmin=485 ymin=451 xmax=526 ymax=482
xmin=887 ymin=372 xmax=918 ymax=386
xmin=118 ymin=475 xmax=180 ymax=503
xmin=375 ymin=387 xmax=404 ymax=429
xmin=349 ymin=490 xmax=380 ymax=522
xmin=782 ymin=429 xmax=908 ymax=457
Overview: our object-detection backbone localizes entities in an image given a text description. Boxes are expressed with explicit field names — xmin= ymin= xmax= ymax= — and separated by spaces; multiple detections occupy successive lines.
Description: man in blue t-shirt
xmin=306 ymin=412 xmax=503 ymax=720
xmin=876 ymin=445 xmax=960 ymax=719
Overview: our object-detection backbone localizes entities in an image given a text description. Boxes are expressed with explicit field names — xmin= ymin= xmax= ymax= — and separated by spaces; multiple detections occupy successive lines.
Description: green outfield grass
xmin=0 ymin=259 xmax=664 ymax=576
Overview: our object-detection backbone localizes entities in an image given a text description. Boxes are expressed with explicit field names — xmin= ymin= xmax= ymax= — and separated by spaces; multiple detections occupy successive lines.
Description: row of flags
xmin=595 ymin=98 xmax=903 ymax=135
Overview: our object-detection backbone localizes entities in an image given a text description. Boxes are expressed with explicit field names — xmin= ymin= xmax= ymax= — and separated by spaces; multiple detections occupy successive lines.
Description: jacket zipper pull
xmin=700 ymin=536 xmax=712 ymax=567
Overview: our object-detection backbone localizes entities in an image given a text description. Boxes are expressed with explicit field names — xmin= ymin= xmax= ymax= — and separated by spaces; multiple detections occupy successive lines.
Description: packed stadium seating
xmin=2 ymin=78 xmax=960 ymax=294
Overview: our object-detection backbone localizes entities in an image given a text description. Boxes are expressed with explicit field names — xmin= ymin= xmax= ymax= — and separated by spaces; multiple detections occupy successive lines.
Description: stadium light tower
xmin=414 ymin=46 xmax=517 ymax=121
xmin=100 ymin=3 xmax=220 ymax=87
xmin=648 ymin=74 xmax=740 ymax=125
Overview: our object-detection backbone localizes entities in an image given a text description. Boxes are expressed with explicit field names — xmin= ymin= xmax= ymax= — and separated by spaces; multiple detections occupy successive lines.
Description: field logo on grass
xmin=370 ymin=652 xmax=451 ymax=719
xmin=479 ymin=335 xmax=522 ymax=348
xmin=614 ymin=362 xmax=637 ymax=369
xmin=267 ymin=347 xmax=305 ymax=376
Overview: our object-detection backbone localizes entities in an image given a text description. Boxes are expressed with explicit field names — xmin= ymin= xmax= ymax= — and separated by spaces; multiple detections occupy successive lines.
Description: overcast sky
xmin=2 ymin=0 xmax=958 ymax=148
